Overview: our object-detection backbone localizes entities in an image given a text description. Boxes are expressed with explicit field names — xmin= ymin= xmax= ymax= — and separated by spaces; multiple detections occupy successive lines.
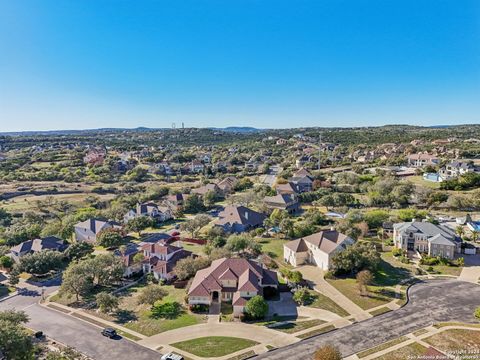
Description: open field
xmin=1 ymin=192 xmax=116 ymax=212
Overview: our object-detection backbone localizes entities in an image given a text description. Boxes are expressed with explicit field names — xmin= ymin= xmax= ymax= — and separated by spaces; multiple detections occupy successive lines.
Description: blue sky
xmin=0 ymin=0 xmax=479 ymax=131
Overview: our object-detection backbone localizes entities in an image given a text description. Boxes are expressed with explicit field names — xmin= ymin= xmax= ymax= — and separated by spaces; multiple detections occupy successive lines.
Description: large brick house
xmin=188 ymin=258 xmax=278 ymax=315
xmin=393 ymin=221 xmax=461 ymax=259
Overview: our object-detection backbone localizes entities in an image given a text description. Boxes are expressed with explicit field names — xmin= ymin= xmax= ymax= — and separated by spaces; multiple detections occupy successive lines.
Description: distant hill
xmin=210 ymin=127 xmax=263 ymax=133
xmin=0 ymin=126 xmax=263 ymax=136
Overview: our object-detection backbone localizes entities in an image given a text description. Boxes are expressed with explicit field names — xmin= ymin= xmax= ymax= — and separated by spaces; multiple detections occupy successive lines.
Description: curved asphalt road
xmin=0 ymin=284 xmax=161 ymax=360
xmin=257 ymin=279 xmax=480 ymax=359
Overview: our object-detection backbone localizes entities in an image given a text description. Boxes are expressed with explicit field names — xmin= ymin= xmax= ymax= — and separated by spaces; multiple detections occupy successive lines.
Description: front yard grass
xmin=307 ymin=291 xmax=350 ymax=317
xmin=296 ymin=324 xmax=336 ymax=339
xmin=369 ymin=306 xmax=392 ymax=316
xmin=57 ymin=282 xmax=205 ymax=337
xmin=372 ymin=342 xmax=428 ymax=360
xmin=356 ymin=336 xmax=409 ymax=358
xmin=172 ymin=336 xmax=259 ymax=358
xmin=326 ymin=277 xmax=398 ymax=310
xmin=424 ymin=329 xmax=480 ymax=353
xmin=268 ymin=319 xmax=325 ymax=334
xmin=420 ymin=264 xmax=462 ymax=276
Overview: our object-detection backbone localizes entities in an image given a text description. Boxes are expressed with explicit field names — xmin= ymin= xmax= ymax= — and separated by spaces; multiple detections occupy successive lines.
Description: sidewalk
xmin=296 ymin=265 xmax=372 ymax=321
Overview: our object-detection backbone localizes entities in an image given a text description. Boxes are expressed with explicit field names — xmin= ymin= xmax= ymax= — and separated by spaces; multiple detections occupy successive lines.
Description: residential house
xmin=215 ymin=205 xmax=267 ymax=233
xmin=190 ymin=161 xmax=205 ymax=173
xmin=289 ymin=174 xmax=314 ymax=193
xmin=439 ymin=161 xmax=477 ymax=180
xmin=140 ymin=240 xmax=193 ymax=281
xmin=295 ymin=155 xmax=310 ymax=169
xmin=123 ymin=202 xmax=173 ymax=223
xmin=188 ymin=258 xmax=278 ymax=315
xmin=283 ymin=229 xmax=355 ymax=270
xmin=114 ymin=244 xmax=143 ymax=277
xmin=74 ymin=218 xmax=121 ymax=243
xmin=83 ymin=148 xmax=106 ymax=166
xmin=406 ymin=153 xmax=440 ymax=168
xmin=165 ymin=193 xmax=190 ymax=211
xmin=393 ymin=221 xmax=461 ymax=259
xmin=217 ymin=177 xmax=238 ymax=195
xmin=191 ymin=183 xmax=222 ymax=197
xmin=264 ymin=193 xmax=300 ymax=214
xmin=275 ymin=182 xmax=300 ymax=195
xmin=10 ymin=236 xmax=67 ymax=262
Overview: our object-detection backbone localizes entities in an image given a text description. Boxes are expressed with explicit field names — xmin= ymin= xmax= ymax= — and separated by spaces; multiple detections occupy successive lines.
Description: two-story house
xmin=123 ymin=202 xmax=173 ymax=223
xmin=140 ymin=240 xmax=192 ymax=281
xmin=214 ymin=205 xmax=267 ymax=233
xmin=188 ymin=258 xmax=278 ymax=315
xmin=393 ymin=221 xmax=461 ymax=259
xmin=406 ymin=153 xmax=440 ymax=168
xmin=10 ymin=236 xmax=67 ymax=262
xmin=263 ymin=193 xmax=300 ymax=214
xmin=74 ymin=218 xmax=121 ymax=243
xmin=283 ymin=229 xmax=355 ymax=270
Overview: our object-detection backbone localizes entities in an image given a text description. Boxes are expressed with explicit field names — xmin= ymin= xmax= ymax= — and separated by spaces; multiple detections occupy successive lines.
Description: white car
xmin=161 ymin=353 xmax=184 ymax=360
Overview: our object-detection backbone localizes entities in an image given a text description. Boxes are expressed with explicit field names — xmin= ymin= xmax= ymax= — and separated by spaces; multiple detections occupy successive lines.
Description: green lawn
xmin=55 ymin=282 xmax=205 ymax=337
xmin=326 ymin=277 xmax=399 ymax=310
xmin=375 ymin=252 xmax=415 ymax=287
xmin=307 ymin=291 xmax=350 ymax=317
xmin=172 ymin=337 xmax=259 ymax=357
xmin=258 ymin=238 xmax=288 ymax=260
xmin=420 ymin=264 xmax=462 ymax=276
xmin=407 ymin=175 xmax=440 ymax=189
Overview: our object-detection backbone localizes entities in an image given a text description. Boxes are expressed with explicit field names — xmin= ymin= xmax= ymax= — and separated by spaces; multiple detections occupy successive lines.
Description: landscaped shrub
xmin=189 ymin=304 xmax=209 ymax=313
xmin=399 ymin=256 xmax=410 ymax=264
xmin=420 ymin=256 xmax=440 ymax=266
xmin=475 ymin=307 xmax=480 ymax=319
xmin=391 ymin=248 xmax=403 ymax=257
xmin=244 ymin=295 xmax=269 ymax=320
xmin=150 ymin=301 xmax=182 ymax=319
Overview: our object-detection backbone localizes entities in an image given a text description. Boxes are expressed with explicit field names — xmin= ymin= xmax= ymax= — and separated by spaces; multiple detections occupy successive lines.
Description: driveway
xmin=296 ymin=265 xmax=371 ymax=321
xmin=256 ymin=279 xmax=480 ymax=359
xmin=459 ymin=254 xmax=480 ymax=283
xmin=0 ymin=284 xmax=162 ymax=360
xmin=267 ymin=292 xmax=297 ymax=317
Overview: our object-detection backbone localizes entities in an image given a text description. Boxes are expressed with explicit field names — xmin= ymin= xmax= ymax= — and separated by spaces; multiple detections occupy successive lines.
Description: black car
xmin=101 ymin=328 xmax=117 ymax=338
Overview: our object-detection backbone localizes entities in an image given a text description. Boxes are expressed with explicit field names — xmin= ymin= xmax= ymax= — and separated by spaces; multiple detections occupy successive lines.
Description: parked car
xmin=101 ymin=328 xmax=117 ymax=338
xmin=161 ymin=353 xmax=184 ymax=360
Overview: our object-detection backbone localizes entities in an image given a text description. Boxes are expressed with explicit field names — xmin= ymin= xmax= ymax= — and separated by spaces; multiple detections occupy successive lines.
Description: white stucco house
xmin=283 ymin=229 xmax=354 ymax=270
